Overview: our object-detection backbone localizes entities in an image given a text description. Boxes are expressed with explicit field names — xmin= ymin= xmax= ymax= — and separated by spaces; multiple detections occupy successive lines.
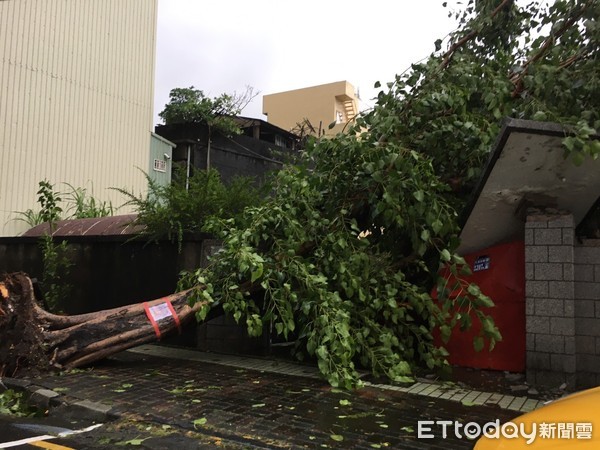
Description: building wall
xmin=262 ymin=81 xmax=358 ymax=137
xmin=525 ymin=212 xmax=576 ymax=387
xmin=149 ymin=133 xmax=175 ymax=187
xmin=156 ymin=123 xmax=290 ymax=185
xmin=0 ymin=233 xmax=213 ymax=315
xmin=574 ymin=241 xmax=600 ymax=387
xmin=0 ymin=0 xmax=157 ymax=236
xmin=525 ymin=209 xmax=600 ymax=389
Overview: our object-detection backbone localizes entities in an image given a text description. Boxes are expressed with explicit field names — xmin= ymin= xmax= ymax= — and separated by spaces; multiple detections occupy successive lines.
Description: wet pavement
xmin=3 ymin=346 xmax=527 ymax=449
xmin=0 ymin=414 xmax=249 ymax=449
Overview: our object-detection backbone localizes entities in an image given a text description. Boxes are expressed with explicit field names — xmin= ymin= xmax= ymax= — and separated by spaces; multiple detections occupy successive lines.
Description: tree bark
xmin=0 ymin=272 xmax=211 ymax=377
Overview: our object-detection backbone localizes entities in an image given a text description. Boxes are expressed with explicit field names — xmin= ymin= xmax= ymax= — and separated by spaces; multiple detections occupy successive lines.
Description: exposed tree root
xmin=0 ymin=272 xmax=210 ymax=377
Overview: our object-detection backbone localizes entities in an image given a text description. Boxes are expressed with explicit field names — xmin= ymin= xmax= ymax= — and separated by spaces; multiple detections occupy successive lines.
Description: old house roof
xmin=22 ymin=214 xmax=144 ymax=238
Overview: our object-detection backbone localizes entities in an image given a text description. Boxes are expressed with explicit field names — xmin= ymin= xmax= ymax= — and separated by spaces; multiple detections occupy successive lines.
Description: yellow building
xmin=262 ymin=81 xmax=359 ymax=137
xmin=0 ymin=0 xmax=158 ymax=236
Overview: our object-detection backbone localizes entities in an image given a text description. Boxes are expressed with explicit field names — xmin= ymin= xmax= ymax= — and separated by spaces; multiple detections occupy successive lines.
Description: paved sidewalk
xmin=130 ymin=345 xmax=547 ymax=413
xmin=13 ymin=345 xmax=532 ymax=449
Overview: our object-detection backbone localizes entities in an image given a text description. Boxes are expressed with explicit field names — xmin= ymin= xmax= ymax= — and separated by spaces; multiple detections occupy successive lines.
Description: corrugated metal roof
xmin=22 ymin=214 xmax=145 ymax=237
xmin=0 ymin=0 xmax=157 ymax=237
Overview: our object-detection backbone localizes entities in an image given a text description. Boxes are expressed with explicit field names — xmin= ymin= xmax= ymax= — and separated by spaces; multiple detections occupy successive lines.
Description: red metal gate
xmin=435 ymin=240 xmax=525 ymax=372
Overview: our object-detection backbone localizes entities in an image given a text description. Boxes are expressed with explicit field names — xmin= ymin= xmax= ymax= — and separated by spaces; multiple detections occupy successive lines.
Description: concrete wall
xmin=149 ymin=133 xmax=175 ymax=187
xmin=0 ymin=0 xmax=157 ymax=236
xmin=0 ymin=235 xmax=214 ymax=315
xmin=525 ymin=210 xmax=600 ymax=388
xmin=156 ymin=123 xmax=287 ymax=185
xmin=574 ymin=241 xmax=600 ymax=387
xmin=0 ymin=234 xmax=267 ymax=353
xmin=197 ymin=314 xmax=270 ymax=356
xmin=262 ymin=81 xmax=358 ymax=136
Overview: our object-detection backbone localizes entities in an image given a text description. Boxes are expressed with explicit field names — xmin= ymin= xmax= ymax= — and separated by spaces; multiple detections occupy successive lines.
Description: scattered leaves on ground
xmin=192 ymin=417 xmax=207 ymax=429
xmin=115 ymin=437 xmax=148 ymax=446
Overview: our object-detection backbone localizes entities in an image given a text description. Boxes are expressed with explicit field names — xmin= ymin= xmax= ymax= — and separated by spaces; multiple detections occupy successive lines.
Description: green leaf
xmin=413 ymin=190 xmax=425 ymax=202
xmin=339 ymin=399 xmax=352 ymax=406
xmin=440 ymin=324 xmax=451 ymax=343
xmin=571 ymin=151 xmax=585 ymax=166
xmin=252 ymin=403 xmax=266 ymax=408
xmin=473 ymin=336 xmax=484 ymax=352
xmin=116 ymin=437 xmax=148 ymax=446
xmin=192 ymin=417 xmax=207 ymax=428
xmin=478 ymin=295 xmax=494 ymax=308
xmin=467 ymin=284 xmax=481 ymax=296
xmin=440 ymin=249 xmax=451 ymax=262
xmin=250 ymin=264 xmax=263 ymax=282
xmin=330 ymin=434 xmax=344 ymax=442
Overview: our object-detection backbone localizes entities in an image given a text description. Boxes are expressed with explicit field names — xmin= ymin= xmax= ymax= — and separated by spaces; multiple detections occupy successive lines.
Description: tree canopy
xmin=158 ymin=86 xmax=257 ymax=136
xmin=178 ymin=0 xmax=598 ymax=388
xmin=367 ymin=0 xmax=599 ymax=196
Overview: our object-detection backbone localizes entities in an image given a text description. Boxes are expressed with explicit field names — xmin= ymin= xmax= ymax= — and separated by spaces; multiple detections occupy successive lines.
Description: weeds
xmin=114 ymin=168 xmax=262 ymax=251
xmin=15 ymin=180 xmax=112 ymax=312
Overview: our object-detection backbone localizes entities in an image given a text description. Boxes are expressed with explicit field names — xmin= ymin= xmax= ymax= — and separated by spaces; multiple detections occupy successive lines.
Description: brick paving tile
xmin=497 ymin=395 xmax=515 ymax=409
xmin=29 ymin=350 xmax=521 ymax=449
xmin=507 ymin=396 xmax=527 ymax=411
xmin=472 ymin=392 xmax=493 ymax=405
xmin=483 ymin=393 xmax=504 ymax=406
xmin=520 ymin=398 xmax=541 ymax=412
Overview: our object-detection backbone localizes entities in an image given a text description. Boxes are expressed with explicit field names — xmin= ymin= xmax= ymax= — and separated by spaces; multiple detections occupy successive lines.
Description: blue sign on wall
xmin=473 ymin=255 xmax=490 ymax=272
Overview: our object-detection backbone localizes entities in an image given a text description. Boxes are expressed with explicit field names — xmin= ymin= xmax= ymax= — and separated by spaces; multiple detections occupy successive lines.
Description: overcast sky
xmin=154 ymin=0 xmax=459 ymax=126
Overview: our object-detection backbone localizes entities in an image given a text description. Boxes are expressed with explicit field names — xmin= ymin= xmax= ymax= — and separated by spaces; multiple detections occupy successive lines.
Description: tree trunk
xmin=0 ymin=272 xmax=211 ymax=377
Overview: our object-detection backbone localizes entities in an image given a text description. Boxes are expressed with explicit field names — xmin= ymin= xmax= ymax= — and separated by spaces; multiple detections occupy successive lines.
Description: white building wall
xmin=0 ymin=0 xmax=157 ymax=235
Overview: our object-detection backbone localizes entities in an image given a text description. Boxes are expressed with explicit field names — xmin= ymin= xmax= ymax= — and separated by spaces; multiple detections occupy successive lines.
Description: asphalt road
xmin=0 ymin=414 xmax=254 ymax=449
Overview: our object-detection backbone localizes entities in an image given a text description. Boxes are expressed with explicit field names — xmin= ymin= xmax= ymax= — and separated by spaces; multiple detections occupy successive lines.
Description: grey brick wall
xmin=574 ymin=240 xmax=600 ymax=386
xmin=525 ymin=208 xmax=600 ymax=388
xmin=525 ymin=211 xmax=576 ymax=387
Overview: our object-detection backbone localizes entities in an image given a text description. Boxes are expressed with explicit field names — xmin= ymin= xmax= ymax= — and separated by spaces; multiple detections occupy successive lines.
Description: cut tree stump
xmin=0 ymin=272 xmax=211 ymax=377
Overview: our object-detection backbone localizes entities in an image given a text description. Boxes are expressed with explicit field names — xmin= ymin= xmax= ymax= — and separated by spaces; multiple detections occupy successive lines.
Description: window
xmin=275 ymin=135 xmax=286 ymax=148
xmin=153 ymin=159 xmax=167 ymax=172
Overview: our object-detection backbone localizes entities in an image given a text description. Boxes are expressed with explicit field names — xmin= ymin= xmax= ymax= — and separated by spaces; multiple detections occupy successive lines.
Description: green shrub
xmin=115 ymin=168 xmax=262 ymax=249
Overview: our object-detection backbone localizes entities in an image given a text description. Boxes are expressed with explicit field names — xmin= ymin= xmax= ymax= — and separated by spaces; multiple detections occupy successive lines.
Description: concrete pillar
xmin=525 ymin=209 xmax=576 ymax=387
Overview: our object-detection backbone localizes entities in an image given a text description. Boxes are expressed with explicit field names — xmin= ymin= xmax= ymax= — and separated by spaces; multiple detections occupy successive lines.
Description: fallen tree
xmin=1 ymin=0 xmax=597 ymax=388
xmin=0 ymin=272 xmax=211 ymax=377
